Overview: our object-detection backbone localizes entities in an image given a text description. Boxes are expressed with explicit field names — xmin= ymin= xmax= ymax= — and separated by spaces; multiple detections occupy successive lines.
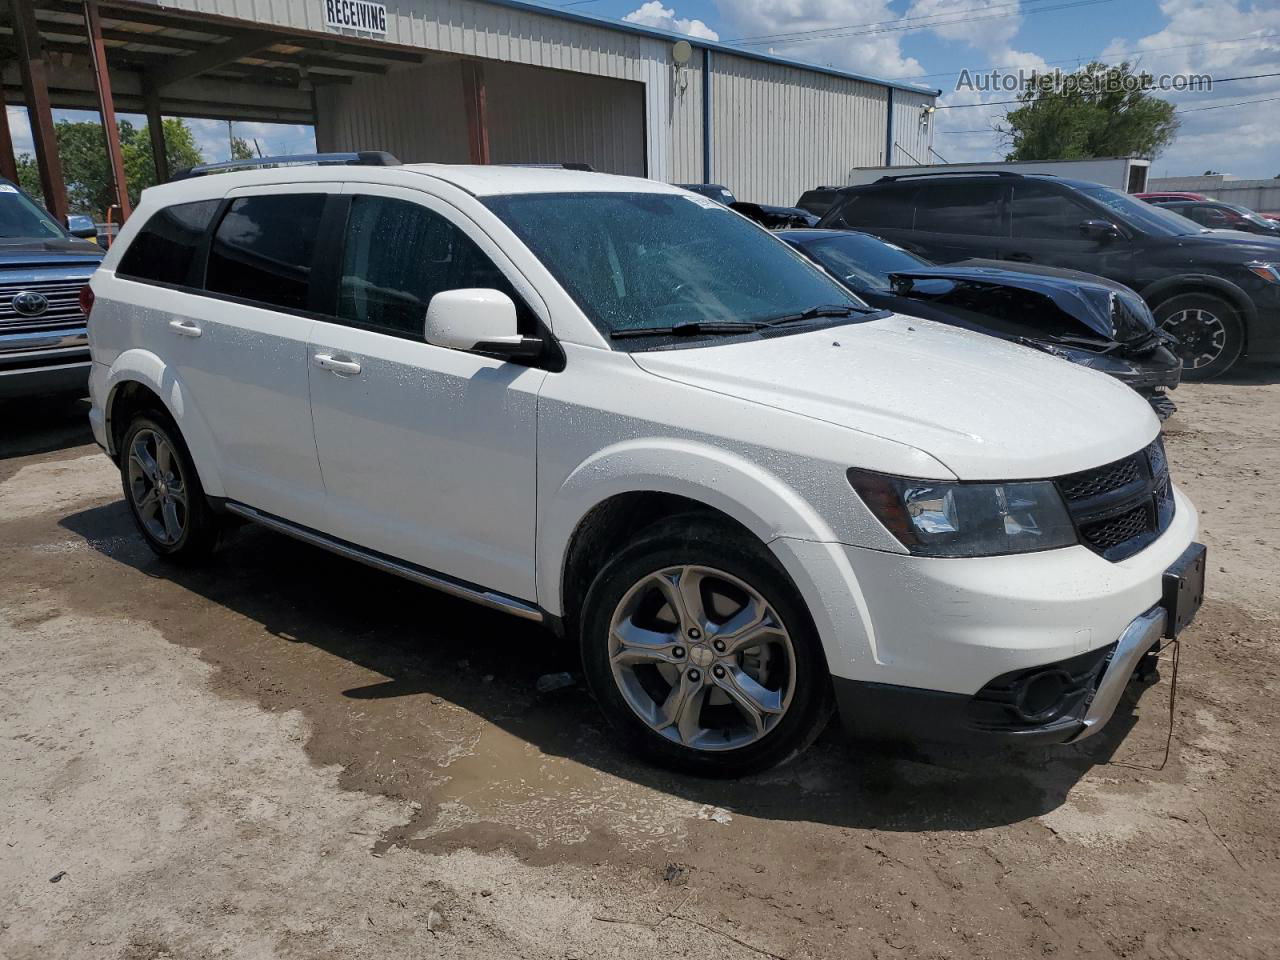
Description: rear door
xmin=907 ymin=180 xmax=1011 ymax=263
xmin=176 ymin=184 xmax=336 ymax=527
xmin=306 ymin=183 xmax=547 ymax=601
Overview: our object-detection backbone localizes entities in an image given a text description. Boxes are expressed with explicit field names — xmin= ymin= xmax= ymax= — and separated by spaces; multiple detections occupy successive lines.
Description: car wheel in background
xmin=579 ymin=516 xmax=833 ymax=777
xmin=120 ymin=411 xmax=220 ymax=563
xmin=1153 ymin=292 xmax=1245 ymax=381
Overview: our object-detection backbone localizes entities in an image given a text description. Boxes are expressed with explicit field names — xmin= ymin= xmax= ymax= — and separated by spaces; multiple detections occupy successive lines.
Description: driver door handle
xmin=314 ymin=353 xmax=362 ymax=376
xmin=168 ymin=319 xmax=202 ymax=338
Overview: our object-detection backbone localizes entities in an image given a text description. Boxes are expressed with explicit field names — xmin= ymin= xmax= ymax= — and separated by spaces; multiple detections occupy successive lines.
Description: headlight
xmin=848 ymin=469 xmax=1077 ymax=557
xmin=1246 ymin=261 xmax=1280 ymax=284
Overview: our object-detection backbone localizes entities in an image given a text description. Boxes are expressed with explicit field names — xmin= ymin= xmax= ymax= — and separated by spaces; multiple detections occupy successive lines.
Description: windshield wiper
xmin=759 ymin=303 xmax=871 ymax=327
xmin=610 ymin=321 xmax=763 ymax=339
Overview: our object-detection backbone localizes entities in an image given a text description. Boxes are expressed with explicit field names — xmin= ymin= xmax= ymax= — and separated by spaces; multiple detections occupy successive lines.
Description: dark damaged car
xmin=780 ymin=229 xmax=1181 ymax=418
xmin=0 ymin=178 xmax=103 ymax=399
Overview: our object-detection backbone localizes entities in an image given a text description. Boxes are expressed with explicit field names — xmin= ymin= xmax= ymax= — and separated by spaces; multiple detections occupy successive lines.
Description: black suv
xmin=0 ymin=178 xmax=103 ymax=398
xmin=817 ymin=172 xmax=1280 ymax=379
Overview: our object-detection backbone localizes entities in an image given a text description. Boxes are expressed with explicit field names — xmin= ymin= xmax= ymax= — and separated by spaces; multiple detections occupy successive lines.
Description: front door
xmin=307 ymin=185 xmax=546 ymax=601
xmin=1004 ymin=181 xmax=1133 ymax=281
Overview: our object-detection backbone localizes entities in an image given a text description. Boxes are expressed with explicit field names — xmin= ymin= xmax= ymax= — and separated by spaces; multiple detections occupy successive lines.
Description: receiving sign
xmin=324 ymin=0 xmax=387 ymax=34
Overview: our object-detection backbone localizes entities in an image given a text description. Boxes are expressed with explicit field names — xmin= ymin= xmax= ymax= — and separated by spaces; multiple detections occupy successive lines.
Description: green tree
xmin=1001 ymin=62 xmax=1180 ymax=161
xmin=230 ymin=135 xmax=255 ymax=161
xmin=13 ymin=117 xmax=203 ymax=216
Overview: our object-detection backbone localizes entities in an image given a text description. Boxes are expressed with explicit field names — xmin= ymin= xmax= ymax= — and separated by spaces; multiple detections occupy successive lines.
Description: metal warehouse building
xmin=3 ymin=0 xmax=939 ymax=213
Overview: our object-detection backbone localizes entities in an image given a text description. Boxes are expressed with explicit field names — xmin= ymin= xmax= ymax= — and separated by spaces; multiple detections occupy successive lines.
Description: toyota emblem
xmin=11 ymin=291 xmax=49 ymax=317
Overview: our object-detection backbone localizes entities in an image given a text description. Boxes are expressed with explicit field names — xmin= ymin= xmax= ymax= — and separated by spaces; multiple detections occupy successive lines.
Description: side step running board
xmin=225 ymin=502 xmax=544 ymax=623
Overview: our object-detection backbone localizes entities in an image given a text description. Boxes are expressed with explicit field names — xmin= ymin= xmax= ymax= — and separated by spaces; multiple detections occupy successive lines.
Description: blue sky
xmin=8 ymin=0 xmax=1278 ymax=180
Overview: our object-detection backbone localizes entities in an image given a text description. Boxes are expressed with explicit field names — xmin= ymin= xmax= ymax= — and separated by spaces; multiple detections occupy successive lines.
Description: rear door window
xmin=1011 ymin=183 xmax=1097 ymax=239
xmin=828 ymin=188 xmax=917 ymax=230
xmin=117 ymin=200 xmax=220 ymax=287
xmin=206 ymin=194 xmax=327 ymax=311
xmin=336 ymin=195 xmax=522 ymax=338
xmin=913 ymin=182 xmax=1008 ymax=236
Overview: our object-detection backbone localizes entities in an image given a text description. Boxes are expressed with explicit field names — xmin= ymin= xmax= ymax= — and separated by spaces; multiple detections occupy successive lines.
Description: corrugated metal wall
xmin=317 ymin=60 xmax=646 ymax=175
xmin=668 ymin=60 xmax=703 ymax=184
xmin=708 ymin=53 xmax=888 ymax=206
xmin=889 ymin=89 xmax=936 ymax=167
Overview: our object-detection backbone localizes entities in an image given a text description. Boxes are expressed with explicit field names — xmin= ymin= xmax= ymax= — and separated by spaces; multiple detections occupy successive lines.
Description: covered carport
xmin=2 ymin=0 xmax=585 ymax=225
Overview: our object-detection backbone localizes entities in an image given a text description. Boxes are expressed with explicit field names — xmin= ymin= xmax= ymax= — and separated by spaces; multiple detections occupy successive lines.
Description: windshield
xmin=484 ymin=192 xmax=864 ymax=339
xmin=0 ymin=183 xmax=68 ymax=241
xmin=792 ymin=233 xmax=930 ymax=292
xmin=1074 ymin=183 xmax=1202 ymax=237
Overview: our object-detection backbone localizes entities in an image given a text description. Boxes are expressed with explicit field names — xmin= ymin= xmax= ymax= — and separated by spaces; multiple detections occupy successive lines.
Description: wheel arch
xmin=1140 ymin=274 xmax=1258 ymax=350
xmin=102 ymin=350 xmax=226 ymax=497
xmin=538 ymin=439 xmax=844 ymax=625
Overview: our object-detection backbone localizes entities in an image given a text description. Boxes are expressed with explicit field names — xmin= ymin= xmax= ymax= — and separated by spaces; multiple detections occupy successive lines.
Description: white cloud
xmin=623 ymin=2 xmax=720 ymax=41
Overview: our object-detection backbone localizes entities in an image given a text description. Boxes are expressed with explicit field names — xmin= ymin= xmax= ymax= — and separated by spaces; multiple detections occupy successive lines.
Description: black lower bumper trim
xmin=831 ymin=677 xmax=1085 ymax=747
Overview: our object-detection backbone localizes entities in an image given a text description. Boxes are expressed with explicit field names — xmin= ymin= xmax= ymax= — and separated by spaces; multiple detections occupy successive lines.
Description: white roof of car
xmin=401 ymin=164 xmax=681 ymax=197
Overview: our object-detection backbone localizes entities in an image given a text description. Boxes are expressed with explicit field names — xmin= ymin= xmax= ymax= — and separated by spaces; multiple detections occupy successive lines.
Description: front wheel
xmin=1153 ymin=292 xmax=1245 ymax=381
xmin=579 ymin=517 xmax=833 ymax=777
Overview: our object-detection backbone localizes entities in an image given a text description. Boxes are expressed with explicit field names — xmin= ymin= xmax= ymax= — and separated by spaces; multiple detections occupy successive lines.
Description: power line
xmin=724 ymin=0 xmax=1060 ymax=44
xmin=888 ymin=33 xmax=1278 ymax=81
xmin=1176 ymin=95 xmax=1280 ymax=113
xmin=728 ymin=0 xmax=1115 ymax=48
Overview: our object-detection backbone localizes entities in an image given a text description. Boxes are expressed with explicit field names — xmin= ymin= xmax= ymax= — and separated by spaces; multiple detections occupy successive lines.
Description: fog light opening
xmin=1014 ymin=669 xmax=1072 ymax=723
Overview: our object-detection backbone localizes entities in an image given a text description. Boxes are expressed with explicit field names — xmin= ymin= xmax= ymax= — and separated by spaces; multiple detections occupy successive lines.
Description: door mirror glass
xmin=1079 ymin=219 xmax=1120 ymax=241
xmin=423 ymin=288 xmax=541 ymax=358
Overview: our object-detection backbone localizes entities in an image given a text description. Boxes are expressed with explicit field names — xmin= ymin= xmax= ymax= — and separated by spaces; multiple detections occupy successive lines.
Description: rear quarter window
xmin=116 ymin=200 xmax=220 ymax=287
xmin=827 ymin=188 xmax=916 ymax=230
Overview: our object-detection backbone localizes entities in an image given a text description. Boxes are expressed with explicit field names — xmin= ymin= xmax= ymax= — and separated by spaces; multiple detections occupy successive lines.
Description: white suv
xmin=86 ymin=157 xmax=1206 ymax=776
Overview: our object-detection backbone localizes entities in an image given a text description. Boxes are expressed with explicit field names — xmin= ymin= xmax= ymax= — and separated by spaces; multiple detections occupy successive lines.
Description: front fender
xmin=103 ymin=349 xmax=226 ymax=498
xmin=1140 ymin=273 xmax=1259 ymax=329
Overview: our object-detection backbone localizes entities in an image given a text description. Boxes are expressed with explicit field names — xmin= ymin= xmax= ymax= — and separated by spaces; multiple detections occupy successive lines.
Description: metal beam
xmin=0 ymin=78 xmax=17 ymax=182
xmin=83 ymin=0 xmax=130 ymax=218
xmin=143 ymin=82 xmax=166 ymax=182
xmin=460 ymin=60 xmax=489 ymax=165
xmin=9 ymin=0 xmax=67 ymax=221
xmin=148 ymin=29 xmax=278 ymax=89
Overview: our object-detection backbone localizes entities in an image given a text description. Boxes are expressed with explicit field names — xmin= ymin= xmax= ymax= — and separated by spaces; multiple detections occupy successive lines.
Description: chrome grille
xmin=0 ymin=278 xmax=88 ymax=328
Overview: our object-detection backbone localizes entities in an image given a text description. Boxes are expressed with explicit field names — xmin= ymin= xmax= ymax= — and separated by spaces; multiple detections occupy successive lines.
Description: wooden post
xmin=9 ymin=0 xmax=68 ymax=221
xmin=461 ymin=60 xmax=490 ymax=165
xmin=144 ymin=85 xmax=168 ymax=183
xmin=0 ymin=86 xmax=17 ymax=183
xmin=83 ymin=0 xmax=130 ymax=219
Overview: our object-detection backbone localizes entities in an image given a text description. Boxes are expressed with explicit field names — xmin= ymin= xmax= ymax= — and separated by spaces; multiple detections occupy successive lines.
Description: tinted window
xmin=1073 ymin=183 xmax=1198 ymax=236
xmin=0 ymin=182 xmax=66 ymax=240
xmin=484 ymin=192 xmax=862 ymax=340
xmin=338 ymin=196 xmax=518 ymax=337
xmin=913 ymin=182 xmax=1006 ymax=236
xmin=1011 ymin=183 xmax=1095 ymax=239
xmin=206 ymin=194 xmax=326 ymax=311
xmin=827 ymin=188 xmax=916 ymax=230
xmin=117 ymin=200 xmax=219 ymax=286
xmin=790 ymin=232 xmax=930 ymax=292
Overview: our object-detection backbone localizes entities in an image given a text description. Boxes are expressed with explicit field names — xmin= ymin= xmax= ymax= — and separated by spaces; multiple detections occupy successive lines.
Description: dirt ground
xmin=2 ymin=370 xmax=1278 ymax=960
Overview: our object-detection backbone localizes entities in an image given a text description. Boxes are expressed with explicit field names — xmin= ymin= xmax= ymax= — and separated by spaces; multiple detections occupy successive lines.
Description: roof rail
xmin=874 ymin=170 xmax=1032 ymax=183
xmin=498 ymin=162 xmax=595 ymax=171
xmin=170 ymin=151 xmax=401 ymax=181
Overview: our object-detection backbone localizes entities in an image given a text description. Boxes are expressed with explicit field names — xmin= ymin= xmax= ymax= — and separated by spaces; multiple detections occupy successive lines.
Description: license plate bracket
xmin=1162 ymin=542 xmax=1206 ymax=638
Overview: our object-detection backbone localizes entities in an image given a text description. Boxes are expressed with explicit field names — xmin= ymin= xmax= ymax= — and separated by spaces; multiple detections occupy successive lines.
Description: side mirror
xmin=1079 ymin=219 xmax=1120 ymax=242
xmin=423 ymin=289 xmax=542 ymax=359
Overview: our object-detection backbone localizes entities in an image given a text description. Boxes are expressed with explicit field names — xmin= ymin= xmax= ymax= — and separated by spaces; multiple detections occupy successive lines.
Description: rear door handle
xmin=314 ymin=353 xmax=362 ymax=376
xmin=168 ymin=319 xmax=202 ymax=338
xmin=1003 ymin=252 xmax=1034 ymax=263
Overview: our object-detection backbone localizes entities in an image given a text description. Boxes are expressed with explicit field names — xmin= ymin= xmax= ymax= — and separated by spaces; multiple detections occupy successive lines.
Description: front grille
xmin=1055 ymin=436 xmax=1175 ymax=562
xmin=0 ymin=278 xmax=89 ymax=330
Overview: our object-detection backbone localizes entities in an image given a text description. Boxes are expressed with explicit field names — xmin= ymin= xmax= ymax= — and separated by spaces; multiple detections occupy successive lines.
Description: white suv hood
xmin=630 ymin=313 xmax=1159 ymax=479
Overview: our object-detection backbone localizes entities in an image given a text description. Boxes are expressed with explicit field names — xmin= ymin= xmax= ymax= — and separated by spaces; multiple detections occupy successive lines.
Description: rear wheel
xmin=1153 ymin=292 xmax=1245 ymax=380
xmin=120 ymin=411 xmax=219 ymax=563
xmin=579 ymin=517 xmax=833 ymax=777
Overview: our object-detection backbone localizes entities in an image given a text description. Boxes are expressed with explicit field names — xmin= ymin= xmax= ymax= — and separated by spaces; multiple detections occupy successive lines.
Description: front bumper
xmin=0 ymin=356 xmax=90 ymax=399
xmin=831 ymin=604 xmax=1168 ymax=746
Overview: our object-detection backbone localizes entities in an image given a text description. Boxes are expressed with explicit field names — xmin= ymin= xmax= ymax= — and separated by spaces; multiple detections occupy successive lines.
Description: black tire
xmin=119 ymin=410 xmax=220 ymax=563
xmin=1152 ymin=292 xmax=1245 ymax=381
xmin=579 ymin=515 xmax=834 ymax=778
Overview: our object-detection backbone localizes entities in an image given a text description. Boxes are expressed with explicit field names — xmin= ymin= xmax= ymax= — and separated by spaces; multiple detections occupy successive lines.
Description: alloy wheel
xmin=608 ymin=565 xmax=797 ymax=752
xmin=1161 ymin=307 xmax=1226 ymax=371
xmin=126 ymin=428 xmax=189 ymax=546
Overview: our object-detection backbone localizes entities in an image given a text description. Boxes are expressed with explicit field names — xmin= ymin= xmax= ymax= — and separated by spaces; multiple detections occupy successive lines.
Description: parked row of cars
xmin=71 ymin=154 xmax=1206 ymax=777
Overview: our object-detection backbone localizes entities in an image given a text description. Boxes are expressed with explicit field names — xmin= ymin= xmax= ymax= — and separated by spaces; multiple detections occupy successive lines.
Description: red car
xmin=1133 ymin=191 xmax=1210 ymax=203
